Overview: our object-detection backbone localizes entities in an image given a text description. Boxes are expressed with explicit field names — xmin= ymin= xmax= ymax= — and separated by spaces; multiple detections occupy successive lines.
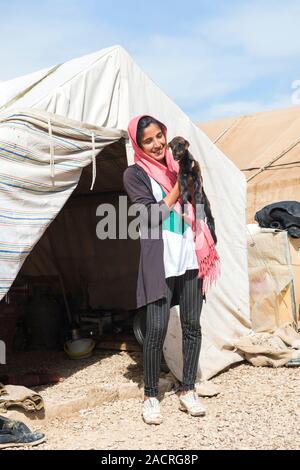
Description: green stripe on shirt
xmin=160 ymin=185 xmax=189 ymax=235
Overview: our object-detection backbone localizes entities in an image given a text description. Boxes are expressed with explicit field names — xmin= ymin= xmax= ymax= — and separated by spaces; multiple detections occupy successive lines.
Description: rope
xmin=48 ymin=117 xmax=55 ymax=186
xmin=90 ymin=132 xmax=96 ymax=191
xmin=242 ymin=159 xmax=300 ymax=172
xmin=247 ymin=138 xmax=300 ymax=183
xmin=212 ymin=118 xmax=240 ymax=144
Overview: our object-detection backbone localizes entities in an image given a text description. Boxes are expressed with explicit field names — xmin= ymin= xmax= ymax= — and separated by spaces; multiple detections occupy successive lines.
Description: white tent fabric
xmin=0 ymin=45 xmax=250 ymax=379
xmin=0 ymin=67 xmax=53 ymax=109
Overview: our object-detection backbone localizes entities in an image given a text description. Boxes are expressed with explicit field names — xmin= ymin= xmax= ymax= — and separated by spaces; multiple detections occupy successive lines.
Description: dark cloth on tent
xmin=255 ymin=201 xmax=300 ymax=238
xmin=123 ymin=164 xmax=213 ymax=308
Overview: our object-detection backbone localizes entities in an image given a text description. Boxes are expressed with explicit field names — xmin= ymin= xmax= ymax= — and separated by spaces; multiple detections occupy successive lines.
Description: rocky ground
xmin=3 ymin=350 xmax=300 ymax=450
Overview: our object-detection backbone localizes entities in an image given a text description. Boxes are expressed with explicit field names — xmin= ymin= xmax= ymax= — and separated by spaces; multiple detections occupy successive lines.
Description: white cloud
xmin=134 ymin=38 xmax=266 ymax=105
xmin=193 ymin=94 xmax=294 ymax=122
xmin=200 ymin=1 xmax=300 ymax=59
xmin=131 ymin=1 xmax=300 ymax=119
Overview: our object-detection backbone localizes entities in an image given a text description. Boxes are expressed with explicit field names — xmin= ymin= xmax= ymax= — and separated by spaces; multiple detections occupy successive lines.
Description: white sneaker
xmin=179 ymin=390 xmax=206 ymax=416
xmin=142 ymin=397 xmax=163 ymax=425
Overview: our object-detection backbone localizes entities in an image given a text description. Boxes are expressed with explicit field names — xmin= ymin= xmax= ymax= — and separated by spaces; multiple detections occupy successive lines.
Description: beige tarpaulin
xmin=247 ymin=225 xmax=296 ymax=331
xmin=235 ymin=226 xmax=300 ymax=367
xmin=199 ymin=106 xmax=300 ymax=223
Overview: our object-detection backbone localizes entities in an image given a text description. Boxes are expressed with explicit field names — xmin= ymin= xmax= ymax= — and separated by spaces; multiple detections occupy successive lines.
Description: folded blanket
xmin=0 ymin=383 xmax=44 ymax=412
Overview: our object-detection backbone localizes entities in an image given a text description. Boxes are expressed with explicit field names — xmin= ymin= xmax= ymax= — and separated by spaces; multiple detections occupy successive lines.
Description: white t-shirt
xmin=149 ymin=176 xmax=199 ymax=278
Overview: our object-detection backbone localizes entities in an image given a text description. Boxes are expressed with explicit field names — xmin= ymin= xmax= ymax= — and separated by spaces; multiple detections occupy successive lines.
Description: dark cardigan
xmin=123 ymin=164 xmax=180 ymax=308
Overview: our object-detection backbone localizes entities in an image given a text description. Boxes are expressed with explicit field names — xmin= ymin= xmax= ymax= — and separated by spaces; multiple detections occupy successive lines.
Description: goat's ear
xmin=167 ymin=143 xmax=170 ymax=150
xmin=185 ymin=140 xmax=190 ymax=149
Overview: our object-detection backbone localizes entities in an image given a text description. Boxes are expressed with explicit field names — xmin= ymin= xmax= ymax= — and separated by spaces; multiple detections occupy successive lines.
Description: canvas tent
xmin=199 ymin=106 xmax=300 ymax=223
xmin=200 ymin=107 xmax=300 ymax=328
xmin=0 ymin=45 xmax=250 ymax=379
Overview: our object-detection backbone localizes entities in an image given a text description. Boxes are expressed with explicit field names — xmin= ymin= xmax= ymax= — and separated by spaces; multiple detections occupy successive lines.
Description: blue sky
xmin=1 ymin=0 xmax=300 ymax=121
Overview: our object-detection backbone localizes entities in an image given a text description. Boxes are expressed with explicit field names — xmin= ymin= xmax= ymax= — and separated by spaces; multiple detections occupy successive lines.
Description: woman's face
xmin=140 ymin=123 xmax=166 ymax=162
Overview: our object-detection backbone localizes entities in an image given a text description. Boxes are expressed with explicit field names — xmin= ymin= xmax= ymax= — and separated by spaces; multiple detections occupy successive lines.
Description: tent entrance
xmin=1 ymin=139 xmax=141 ymax=358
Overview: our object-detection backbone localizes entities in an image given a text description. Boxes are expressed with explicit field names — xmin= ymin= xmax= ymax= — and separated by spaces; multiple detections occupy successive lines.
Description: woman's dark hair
xmin=136 ymin=116 xmax=163 ymax=148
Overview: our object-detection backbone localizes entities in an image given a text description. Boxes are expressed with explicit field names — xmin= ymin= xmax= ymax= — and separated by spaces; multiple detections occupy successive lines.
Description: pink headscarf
xmin=128 ymin=114 xmax=220 ymax=293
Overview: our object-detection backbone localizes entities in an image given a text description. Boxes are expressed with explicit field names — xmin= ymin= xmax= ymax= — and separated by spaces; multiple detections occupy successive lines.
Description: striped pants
xmin=144 ymin=269 xmax=203 ymax=397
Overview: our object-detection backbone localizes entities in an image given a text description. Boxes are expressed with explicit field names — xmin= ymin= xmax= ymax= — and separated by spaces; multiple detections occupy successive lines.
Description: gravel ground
xmin=4 ymin=352 xmax=300 ymax=450
xmin=2 ymin=349 xmax=143 ymax=403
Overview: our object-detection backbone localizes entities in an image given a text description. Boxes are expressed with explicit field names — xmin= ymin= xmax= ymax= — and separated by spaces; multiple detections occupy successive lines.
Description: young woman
xmin=123 ymin=115 xmax=219 ymax=425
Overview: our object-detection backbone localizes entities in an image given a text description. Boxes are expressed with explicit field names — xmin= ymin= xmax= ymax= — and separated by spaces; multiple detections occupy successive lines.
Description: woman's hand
xmin=164 ymin=180 xmax=180 ymax=208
